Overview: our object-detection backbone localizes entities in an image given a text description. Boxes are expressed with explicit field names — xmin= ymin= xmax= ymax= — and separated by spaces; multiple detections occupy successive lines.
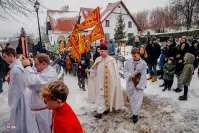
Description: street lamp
xmin=34 ymin=0 xmax=42 ymax=52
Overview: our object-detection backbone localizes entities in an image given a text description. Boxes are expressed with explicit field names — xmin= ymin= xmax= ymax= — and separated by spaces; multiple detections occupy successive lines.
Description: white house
xmin=46 ymin=10 xmax=79 ymax=45
xmin=46 ymin=0 xmax=142 ymax=44
xmin=79 ymin=1 xmax=142 ymax=41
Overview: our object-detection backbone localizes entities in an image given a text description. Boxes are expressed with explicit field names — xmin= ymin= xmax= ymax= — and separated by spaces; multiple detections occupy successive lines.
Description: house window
xmin=128 ymin=33 xmax=134 ymax=40
xmin=128 ymin=21 xmax=132 ymax=28
xmin=105 ymin=20 xmax=110 ymax=27
xmin=105 ymin=33 xmax=110 ymax=41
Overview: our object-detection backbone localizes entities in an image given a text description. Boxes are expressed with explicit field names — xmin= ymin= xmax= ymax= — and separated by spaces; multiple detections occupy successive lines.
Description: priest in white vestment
xmin=123 ymin=48 xmax=147 ymax=123
xmin=2 ymin=48 xmax=34 ymax=133
xmin=86 ymin=43 xmax=124 ymax=119
xmin=22 ymin=53 xmax=57 ymax=133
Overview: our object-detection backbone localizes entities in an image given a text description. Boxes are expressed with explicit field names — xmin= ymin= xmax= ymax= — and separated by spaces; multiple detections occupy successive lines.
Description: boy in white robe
xmin=86 ymin=43 xmax=124 ymax=119
xmin=2 ymin=48 xmax=31 ymax=133
xmin=123 ymin=48 xmax=147 ymax=123
xmin=22 ymin=53 xmax=57 ymax=133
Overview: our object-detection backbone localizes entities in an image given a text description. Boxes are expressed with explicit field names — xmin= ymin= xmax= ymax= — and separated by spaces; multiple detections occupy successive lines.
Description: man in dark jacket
xmin=81 ymin=49 xmax=91 ymax=69
xmin=164 ymin=38 xmax=177 ymax=60
xmin=0 ymin=48 xmax=9 ymax=93
xmin=133 ymin=37 xmax=142 ymax=48
xmin=160 ymin=38 xmax=177 ymax=87
xmin=146 ymin=37 xmax=161 ymax=82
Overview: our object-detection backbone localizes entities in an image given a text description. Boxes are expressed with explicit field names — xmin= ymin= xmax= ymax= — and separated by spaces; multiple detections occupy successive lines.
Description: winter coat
xmin=140 ymin=54 xmax=148 ymax=64
xmin=81 ymin=52 xmax=91 ymax=68
xmin=164 ymin=43 xmax=178 ymax=60
xmin=78 ymin=63 xmax=87 ymax=78
xmin=61 ymin=53 xmax=67 ymax=60
xmin=133 ymin=42 xmax=142 ymax=48
xmin=163 ymin=63 xmax=175 ymax=81
xmin=158 ymin=48 xmax=166 ymax=68
xmin=65 ymin=59 xmax=71 ymax=69
xmin=70 ymin=57 xmax=77 ymax=64
xmin=41 ymin=48 xmax=47 ymax=53
xmin=145 ymin=43 xmax=161 ymax=65
xmin=175 ymin=43 xmax=190 ymax=76
xmin=0 ymin=55 xmax=9 ymax=79
xmin=108 ymin=42 xmax=115 ymax=55
xmin=179 ymin=53 xmax=195 ymax=86
xmin=189 ymin=44 xmax=199 ymax=69
xmin=126 ymin=38 xmax=134 ymax=46
xmin=59 ymin=59 xmax=66 ymax=68
xmin=93 ymin=47 xmax=100 ymax=62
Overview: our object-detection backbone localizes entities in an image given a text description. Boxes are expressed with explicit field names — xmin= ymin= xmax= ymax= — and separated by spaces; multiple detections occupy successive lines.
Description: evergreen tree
xmin=28 ymin=36 xmax=33 ymax=52
xmin=20 ymin=27 xmax=26 ymax=37
xmin=114 ymin=14 xmax=127 ymax=43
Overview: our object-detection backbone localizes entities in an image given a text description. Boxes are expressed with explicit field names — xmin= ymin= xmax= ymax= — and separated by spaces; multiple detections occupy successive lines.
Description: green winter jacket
xmin=179 ymin=53 xmax=195 ymax=86
xmin=163 ymin=63 xmax=175 ymax=81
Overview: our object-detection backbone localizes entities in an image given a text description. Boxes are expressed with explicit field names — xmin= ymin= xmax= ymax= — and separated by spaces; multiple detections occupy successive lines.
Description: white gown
xmin=8 ymin=60 xmax=34 ymax=133
xmin=123 ymin=58 xmax=147 ymax=116
xmin=23 ymin=65 xmax=57 ymax=133
xmin=88 ymin=56 xmax=124 ymax=114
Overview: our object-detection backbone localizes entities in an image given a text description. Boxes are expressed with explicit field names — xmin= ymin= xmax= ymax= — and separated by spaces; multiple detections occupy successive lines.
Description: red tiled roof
xmin=47 ymin=10 xmax=79 ymax=33
xmin=101 ymin=0 xmax=142 ymax=31
xmin=80 ymin=8 xmax=95 ymax=19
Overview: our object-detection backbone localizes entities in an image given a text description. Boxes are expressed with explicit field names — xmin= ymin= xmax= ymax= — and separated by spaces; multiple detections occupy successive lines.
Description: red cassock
xmin=52 ymin=102 xmax=84 ymax=133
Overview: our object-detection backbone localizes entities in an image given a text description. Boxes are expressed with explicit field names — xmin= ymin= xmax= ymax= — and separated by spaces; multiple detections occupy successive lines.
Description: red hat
xmin=100 ymin=39 xmax=104 ymax=44
xmin=100 ymin=42 xmax=107 ymax=50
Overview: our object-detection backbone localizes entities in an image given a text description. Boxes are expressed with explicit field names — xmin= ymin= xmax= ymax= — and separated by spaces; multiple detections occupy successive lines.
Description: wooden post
xmin=124 ymin=41 xmax=126 ymax=56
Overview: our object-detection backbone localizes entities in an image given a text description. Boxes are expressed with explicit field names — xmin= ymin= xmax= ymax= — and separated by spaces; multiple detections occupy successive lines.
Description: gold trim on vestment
xmin=104 ymin=63 xmax=109 ymax=108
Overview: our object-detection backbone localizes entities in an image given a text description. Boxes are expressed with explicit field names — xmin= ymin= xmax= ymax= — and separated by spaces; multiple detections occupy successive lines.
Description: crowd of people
xmin=58 ymin=39 xmax=115 ymax=92
xmin=0 ymin=35 xmax=198 ymax=132
xmin=0 ymin=44 xmax=84 ymax=132
xmin=131 ymin=36 xmax=199 ymax=101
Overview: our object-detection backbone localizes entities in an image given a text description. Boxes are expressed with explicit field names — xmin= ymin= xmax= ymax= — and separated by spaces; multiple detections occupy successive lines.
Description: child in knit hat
xmin=78 ymin=57 xmax=88 ymax=91
xmin=162 ymin=57 xmax=175 ymax=91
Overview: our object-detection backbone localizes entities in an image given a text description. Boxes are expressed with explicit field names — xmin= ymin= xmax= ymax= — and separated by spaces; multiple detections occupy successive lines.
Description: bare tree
xmin=0 ymin=0 xmax=44 ymax=21
xmin=61 ymin=5 xmax=70 ymax=11
xmin=171 ymin=0 xmax=198 ymax=30
xmin=40 ymin=23 xmax=49 ymax=43
xmin=148 ymin=8 xmax=165 ymax=33
xmin=134 ymin=10 xmax=149 ymax=31
xmin=192 ymin=0 xmax=199 ymax=27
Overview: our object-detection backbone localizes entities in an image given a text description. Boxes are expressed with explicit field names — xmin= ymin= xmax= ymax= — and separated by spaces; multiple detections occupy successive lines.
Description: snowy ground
xmin=65 ymin=73 xmax=199 ymax=133
xmin=0 ymin=83 xmax=10 ymax=133
xmin=1 ymin=67 xmax=199 ymax=132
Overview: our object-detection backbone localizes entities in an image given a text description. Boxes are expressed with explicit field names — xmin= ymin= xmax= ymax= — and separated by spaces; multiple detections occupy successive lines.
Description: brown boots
xmin=152 ymin=76 xmax=157 ymax=82
xmin=147 ymin=75 xmax=157 ymax=82
xmin=147 ymin=75 xmax=153 ymax=80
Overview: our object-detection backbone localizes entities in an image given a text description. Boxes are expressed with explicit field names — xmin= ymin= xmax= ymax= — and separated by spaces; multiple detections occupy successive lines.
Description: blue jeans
xmin=148 ymin=63 xmax=157 ymax=76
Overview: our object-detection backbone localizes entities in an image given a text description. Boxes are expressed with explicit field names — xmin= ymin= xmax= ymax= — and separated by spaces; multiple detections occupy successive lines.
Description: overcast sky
xmin=0 ymin=0 xmax=168 ymax=38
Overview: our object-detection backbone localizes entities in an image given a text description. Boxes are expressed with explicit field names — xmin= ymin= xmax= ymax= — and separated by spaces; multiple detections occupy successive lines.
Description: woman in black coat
xmin=93 ymin=46 xmax=100 ymax=62
xmin=190 ymin=40 xmax=199 ymax=70
xmin=174 ymin=42 xmax=189 ymax=92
